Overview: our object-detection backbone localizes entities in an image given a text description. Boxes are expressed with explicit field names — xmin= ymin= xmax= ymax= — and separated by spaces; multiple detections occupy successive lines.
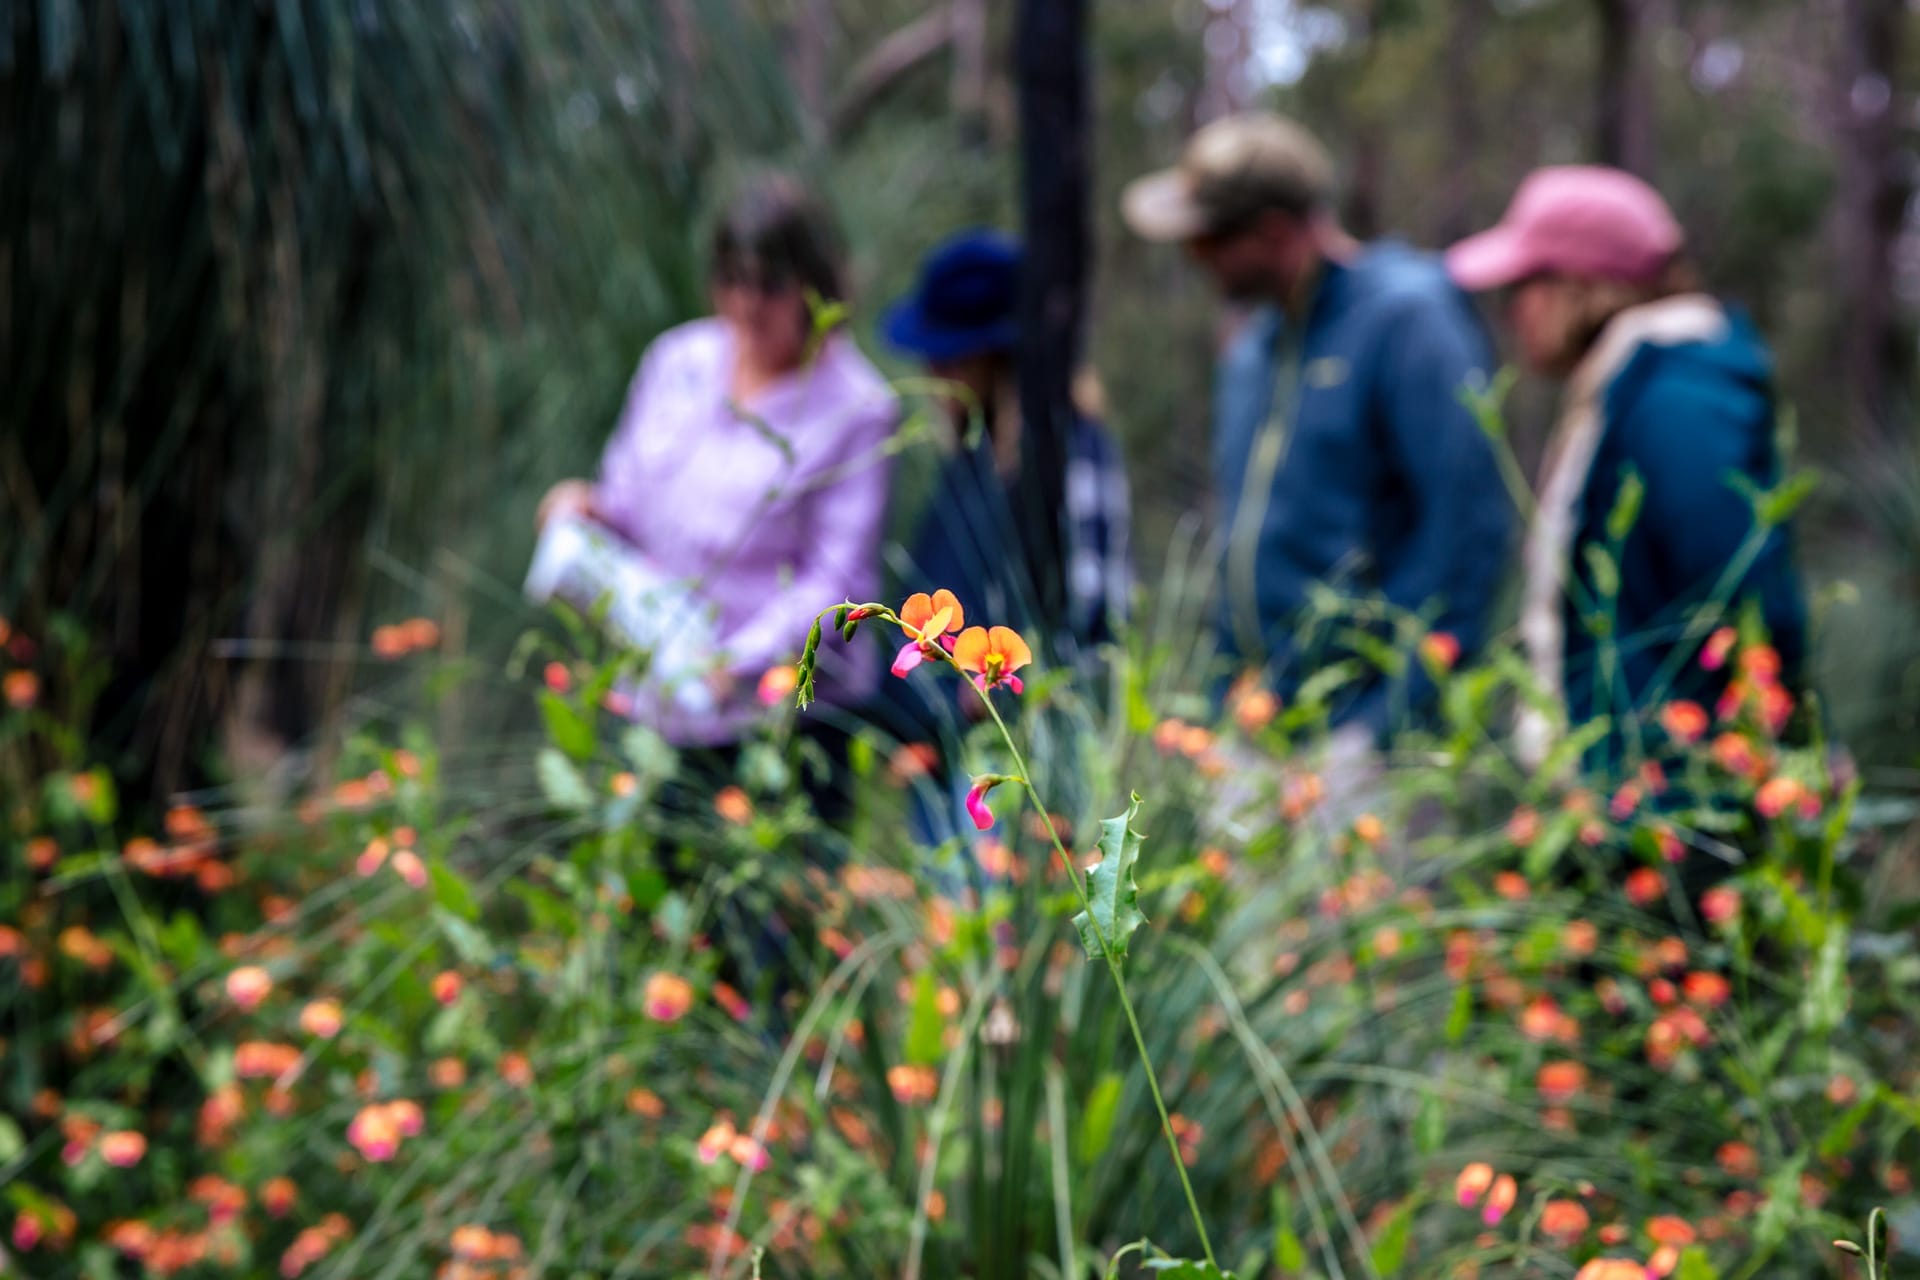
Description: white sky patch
xmin=1247 ymin=0 xmax=1349 ymax=87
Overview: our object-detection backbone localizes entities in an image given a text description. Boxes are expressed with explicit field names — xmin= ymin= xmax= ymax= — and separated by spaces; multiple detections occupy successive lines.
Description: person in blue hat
xmin=876 ymin=230 xmax=1133 ymax=852
xmin=882 ymin=230 xmax=1131 ymax=661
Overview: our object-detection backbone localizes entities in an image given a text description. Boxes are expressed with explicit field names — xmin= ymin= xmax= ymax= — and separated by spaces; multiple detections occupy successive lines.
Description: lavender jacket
xmin=592 ymin=317 xmax=897 ymax=745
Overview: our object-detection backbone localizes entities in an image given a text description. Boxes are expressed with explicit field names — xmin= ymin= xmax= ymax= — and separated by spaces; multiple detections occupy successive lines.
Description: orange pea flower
xmin=1659 ymin=700 xmax=1709 ymax=744
xmin=1482 ymin=1173 xmax=1518 ymax=1225
xmin=1455 ymin=1161 xmax=1496 ymax=1208
xmin=100 ymin=1131 xmax=146 ymax=1168
xmin=1575 ymin=1261 xmax=1646 ymax=1280
xmin=891 ymin=590 xmax=964 ymax=677
xmin=953 ymin=625 xmax=1033 ymax=694
xmin=300 ymin=1000 xmax=344 ymax=1039
xmin=226 ymin=966 xmax=273 ymax=1012
xmin=1540 ymin=1198 xmax=1590 ymax=1242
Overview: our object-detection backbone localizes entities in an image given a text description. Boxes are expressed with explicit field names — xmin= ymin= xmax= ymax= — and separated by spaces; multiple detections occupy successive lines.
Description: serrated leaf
xmin=1073 ymin=795 xmax=1147 ymax=961
xmin=539 ymin=690 xmax=596 ymax=761
xmin=905 ymin=970 xmax=944 ymax=1065
xmin=1079 ymin=1073 xmax=1123 ymax=1166
xmin=537 ymin=747 xmax=594 ymax=811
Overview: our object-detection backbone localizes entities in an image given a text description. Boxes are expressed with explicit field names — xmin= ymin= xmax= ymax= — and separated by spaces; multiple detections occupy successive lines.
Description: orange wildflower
xmin=1455 ymin=1162 xmax=1496 ymax=1208
xmin=888 ymin=1064 xmax=939 ymax=1106
xmin=1420 ymin=631 xmax=1462 ymax=672
xmin=1658 ymin=700 xmax=1709 ymax=744
xmin=1575 ymin=1261 xmax=1646 ymax=1280
xmin=1625 ymin=866 xmax=1664 ymax=908
xmin=643 ymin=972 xmax=693 ymax=1022
xmin=389 ymin=848 xmax=428 ymax=888
xmin=1755 ymin=775 xmax=1805 ymax=820
xmin=1646 ymin=1244 xmax=1680 ymax=1277
xmin=711 ymin=981 xmax=752 ymax=1023
xmin=3 ymin=669 xmax=39 ymax=708
xmin=1537 ymin=1060 xmax=1587 ymax=1102
xmin=431 ymin=971 xmax=462 ymax=1005
xmin=498 ymin=1052 xmax=534 ymax=1088
xmin=891 ymin=590 xmax=965 ymax=677
xmin=262 ymin=1177 xmax=298 ymax=1218
xmin=1682 ymin=971 xmax=1731 ymax=1008
xmin=1482 ymin=1173 xmax=1517 ymax=1225
xmin=714 ymin=786 xmax=753 ymax=825
xmin=1700 ymin=885 xmax=1739 ymax=925
xmin=299 ymin=1000 xmax=344 ymax=1039
xmin=226 ymin=966 xmax=273 ymax=1012
xmin=100 ymin=1131 xmax=146 ymax=1168
xmin=371 ymin=626 xmax=409 ymax=660
xmin=1506 ymin=806 xmax=1541 ymax=845
xmin=627 ymin=1088 xmax=665 ymax=1118
xmin=399 ymin=618 xmax=440 ymax=650
xmin=1494 ymin=871 xmax=1529 ymax=901
xmin=1645 ymin=1216 xmax=1696 ymax=1247
xmin=1700 ymin=626 xmax=1737 ymax=671
xmin=1540 ymin=1199 xmax=1590 ymax=1242
xmin=756 ymin=664 xmax=799 ymax=706
xmin=952 ymin=624 xmax=1033 ymax=694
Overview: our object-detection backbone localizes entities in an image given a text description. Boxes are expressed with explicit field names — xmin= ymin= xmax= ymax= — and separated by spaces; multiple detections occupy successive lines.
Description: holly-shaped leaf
xmin=1074 ymin=795 xmax=1147 ymax=961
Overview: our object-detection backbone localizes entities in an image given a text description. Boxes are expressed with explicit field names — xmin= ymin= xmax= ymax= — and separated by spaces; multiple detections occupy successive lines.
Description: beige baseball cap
xmin=1122 ymin=112 xmax=1336 ymax=242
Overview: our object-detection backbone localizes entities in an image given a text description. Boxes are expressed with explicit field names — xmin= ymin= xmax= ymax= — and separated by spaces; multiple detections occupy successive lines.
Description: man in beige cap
xmin=1124 ymin=112 xmax=1511 ymax=755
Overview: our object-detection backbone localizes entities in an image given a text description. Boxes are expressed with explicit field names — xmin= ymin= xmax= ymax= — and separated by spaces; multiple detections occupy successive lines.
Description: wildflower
xmin=356 ymin=837 xmax=389 ymax=876
xmin=644 ymin=972 xmax=693 ymax=1022
xmin=1575 ymin=1261 xmax=1646 ymax=1280
xmin=431 ymin=971 xmax=462 ymax=1005
xmin=714 ymin=786 xmax=753 ymax=825
xmin=1682 ymin=971 xmax=1731 ymax=1008
xmin=728 ymin=1133 xmax=771 ymax=1171
xmin=953 ymin=624 xmax=1033 ymax=694
xmin=889 ymin=742 xmax=939 ymax=781
xmin=1563 ymin=919 xmax=1599 ymax=956
xmin=1354 ymin=813 xmax=1386 ymax=846
xmin=499 ymin=1052 xmax=534 ymax=1088
xmin=1625 ymin=866 xmax=1664 ymax=908
xmin=1494 ymin=871 xmax=1529 ymax=901
xmin=380 ymin=848 xmax=424 ymax=889
xmin=711 ymin=981 xmax=751 ymax=1023
xmin=429 ymin=1058 xmax=467 ymax=1089
xmin=697 ymin=1119 xmax=737 ymax=1164
xmin=1658 ymin=700 xmax=1709 ymax=744
xmin=1420 ymin=631 xmax=1462 ymax=672
xmin=1520 ymin=996 xmax=1563 ymax=1041
xmin=1827 ymin=1074 xmax=1859 ymax=1106
xmin=371 ymin=626 xmax=409 ymax=659
xmin=226 ymin=966 xmax=273 ymax=1012
xmin=966 ymin=773 xmax=1021 ymax=831
xmin=1755 ymin=775 xmax=1804 ymax=820
xmin=1700 ymin=627 xmax=1737 ymax=671
xmin=1541 ymin=1199 xmax=1591 ymax=1242
xmin=1482 ymin=1173 xmax=1518 ymax=1225
xmin=1653 ymin=824 xmax=1685 ymax=863
xmin=1691 ymin=892 xmax=1739 ymax=934
xmin=1169 ymin=1113 xmax=1203 ymax=1166
xmin=1646 ymin=1244 xmax=1680 ymax=1277
xmin=627 ymin=1088 xmax=665 ymax=1118
xmin=12 ymin=1212 xmax=42 ymax=1251
xmin=262 ymin=1177 xmax=298 ymax=1218
xmin=25 ymin=837 xmax=56 ymax=871
xmin=543 ymin=661 xmax=572 ymax=692
xmin=400 ymin=618 xmax=440 ymax=650
xmin=347 ymin=1105 xmax=401 ymax=1162
xmin=1506 ymin=806 xmax=1541 ymax=845
xmin=4 ymin=669 xmax=39 ymax=708
xmin=100 ymin=1131 xmax=146 ymax=1167
xmin=888 ymin=1064 xmax=939 ymax=1106
xmin=757 ymin=664 xmax=799 ymax=706
xmin=1710 ymin=732 xmax=1760 ymax=778
xmin=1233 ymin=686 xmax=1280 ymax=732
xmin=1537 ymin=1061 xmax=1587 ymax=1103
xmin=1645 ymin=1217 xmax=1696 ymax=1248
xmin=1609 ymin=781 xmax=1642 ymax=821
xmin=891 ymin=590 xmax=965 ymax=677
xmin=1455 ymin=1162 xmax=1496 ymax=1208
xmin=300 ymin=1000 xmax=344 ymax=1039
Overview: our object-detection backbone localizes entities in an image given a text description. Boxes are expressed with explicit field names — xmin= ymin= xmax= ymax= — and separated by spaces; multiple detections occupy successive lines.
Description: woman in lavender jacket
xmin=538 ymin=174 xmax=896 ymax=779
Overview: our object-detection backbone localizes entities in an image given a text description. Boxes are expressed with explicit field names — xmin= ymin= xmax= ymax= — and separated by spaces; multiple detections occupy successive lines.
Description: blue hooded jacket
xmin=1212 ymin=243 xmax=1513 ymax=740
xmin=1562 ymin=312 xmax=1808 ymax=753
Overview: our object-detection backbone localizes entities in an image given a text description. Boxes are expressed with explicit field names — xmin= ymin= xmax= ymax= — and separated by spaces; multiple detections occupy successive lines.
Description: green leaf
xmin=1583 ymin=543 xmax=1621 ymax=600
xmin=1415 ymin=1091 xmax=1447 ymax=1155
xmin=1445 ymin=981 xmax=1473 ymax=1045
xmin=1079 ymin=1073 xmax=1123 ymax=1166
xmin=1522 ymin=812 xmax=1579 ymax=881
xmin=428 ymin=860 xmax=479 ymax=921
xmin=436 ymin=909 xmax=493 ymax=966
xmin=539 ymin=690 xmax=596 ymax=761
xmin=1675 ymin=1246 xmax=1719 ymax=1280
xmin=1606 ymin=468 xmax=1646 ymax=542
xmin=1799 ymin=926 xmax=1849 ymax=1036
xmin=905 ymin=971 xmax=944 ymax=1066
xmin=0 ymin=1115 xmax=23 ymax=1164
xmin=1369 ymin=1198 xmax=1416 ymax=1276
xmin=1144 ymin=1261 xmax=1237 ymax=1279
xmin=536 ymin=747 xmax=594 ymax=812
xmin=1073 ymin=795 xmax=1148 ymax=961
xmin=1819 ymin=1094 xmax=1878 ymax=1160
xmin=1750 ymin=469 xmax=1820 ymax=528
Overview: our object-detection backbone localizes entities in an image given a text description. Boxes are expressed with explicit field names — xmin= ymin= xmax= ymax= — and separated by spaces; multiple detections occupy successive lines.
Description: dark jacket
xmin=1563 ymin=312 xmax=1808 ymax=751
xmin=1212 ymin=243 xmax=1513 ymax=740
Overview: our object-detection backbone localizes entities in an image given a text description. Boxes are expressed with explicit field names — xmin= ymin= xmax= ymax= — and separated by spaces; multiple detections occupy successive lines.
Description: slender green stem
xmin=976 ymin=691 xmax=1219 ymax=1269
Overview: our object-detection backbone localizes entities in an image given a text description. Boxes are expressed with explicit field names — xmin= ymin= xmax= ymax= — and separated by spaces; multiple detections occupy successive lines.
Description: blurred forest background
xmin=5 ymin=0 xmax=1918 ymax=811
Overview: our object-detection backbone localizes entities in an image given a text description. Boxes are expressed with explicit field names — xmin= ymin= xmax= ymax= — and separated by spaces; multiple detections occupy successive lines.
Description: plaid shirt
xmin=900 ymin=416 xmax=1131 ymax=662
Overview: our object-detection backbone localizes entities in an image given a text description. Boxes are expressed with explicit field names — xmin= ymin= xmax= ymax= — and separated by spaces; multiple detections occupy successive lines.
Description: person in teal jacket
xmin=1448 ymin=165 xmax=1808 ymax=775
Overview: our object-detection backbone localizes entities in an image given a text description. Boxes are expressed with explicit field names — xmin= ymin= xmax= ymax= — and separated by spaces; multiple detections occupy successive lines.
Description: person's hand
xmin=537 ymin=479 xmax=596 ymax=530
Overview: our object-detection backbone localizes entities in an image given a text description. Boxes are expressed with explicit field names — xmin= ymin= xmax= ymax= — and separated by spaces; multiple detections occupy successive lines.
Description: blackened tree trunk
xmin=1834 ymin=0 xmax=1908 ymax=442
xmin=1013 ymin=0 xmax=1087 ymax=646
xmin=1595 ymin=0 xmax=1656 ymax=176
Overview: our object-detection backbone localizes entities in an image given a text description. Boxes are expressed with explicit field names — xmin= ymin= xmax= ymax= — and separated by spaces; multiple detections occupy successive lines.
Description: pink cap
xmin=1446 ymin=166 xmax=1684 ymax=291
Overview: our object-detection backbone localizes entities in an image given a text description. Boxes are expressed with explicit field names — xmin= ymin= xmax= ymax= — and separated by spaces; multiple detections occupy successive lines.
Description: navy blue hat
xmin=883 ymin=230 xmax=1022 ymax=362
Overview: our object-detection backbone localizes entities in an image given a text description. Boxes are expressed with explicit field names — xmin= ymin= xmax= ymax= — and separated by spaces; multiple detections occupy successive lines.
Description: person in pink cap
xmin=1447 ymin=166 xmax=1807 ymax=777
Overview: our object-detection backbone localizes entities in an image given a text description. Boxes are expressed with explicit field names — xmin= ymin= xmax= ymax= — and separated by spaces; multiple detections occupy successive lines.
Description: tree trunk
xmin=1013 ymin=0 xmax=1087 ymax=644
xmin=1834 ymin=0 xmax=1907 ymax=442
xmin=1594 ymin=0 xmax=1656 ymax=176
xmin=1439 ymin=0 xmax=1487 ymax=242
